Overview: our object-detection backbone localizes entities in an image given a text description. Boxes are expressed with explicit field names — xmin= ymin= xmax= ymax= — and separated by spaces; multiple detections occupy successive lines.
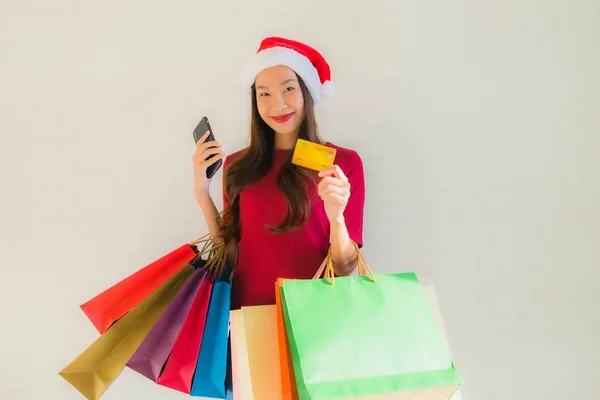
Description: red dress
xmin=222 ymin=143 xmax=366 ymax=310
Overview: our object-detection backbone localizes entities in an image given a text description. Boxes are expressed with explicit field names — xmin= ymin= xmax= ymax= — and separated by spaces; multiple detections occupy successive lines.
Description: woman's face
xmin=254 ymin=65 xmax=305 ymax=136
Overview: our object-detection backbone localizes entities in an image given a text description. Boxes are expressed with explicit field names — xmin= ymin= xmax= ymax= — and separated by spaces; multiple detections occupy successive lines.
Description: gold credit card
xmin=291 ymin=139 xmax=336 ymax=171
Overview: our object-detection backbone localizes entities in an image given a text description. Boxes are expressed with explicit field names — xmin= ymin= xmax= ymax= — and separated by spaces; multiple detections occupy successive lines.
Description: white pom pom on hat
xmin=243 ymin=36 xmax=334 ymax=105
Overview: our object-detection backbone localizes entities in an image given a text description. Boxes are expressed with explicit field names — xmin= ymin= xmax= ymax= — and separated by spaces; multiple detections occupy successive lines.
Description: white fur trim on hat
xmin=244 ymin=46 xmax=324 ymax=104
xmin=320 ymin=80 xmax=334 ymax=101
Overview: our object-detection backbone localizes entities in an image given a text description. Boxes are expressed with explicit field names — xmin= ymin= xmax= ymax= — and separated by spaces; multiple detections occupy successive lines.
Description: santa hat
xmin=243 ymin=37 xmax=334 ymax=104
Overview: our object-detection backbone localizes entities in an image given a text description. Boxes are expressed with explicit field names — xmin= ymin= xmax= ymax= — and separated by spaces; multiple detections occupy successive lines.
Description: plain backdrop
xmin=1 ymin=0 xmax=599 ymax=399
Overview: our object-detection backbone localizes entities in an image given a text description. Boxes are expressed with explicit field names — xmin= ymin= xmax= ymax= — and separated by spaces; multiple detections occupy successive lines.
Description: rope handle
xmin=188 ymin=233 xmax=229 ymax=281
xmin=312 ymin=241 xmax=376 ymax=285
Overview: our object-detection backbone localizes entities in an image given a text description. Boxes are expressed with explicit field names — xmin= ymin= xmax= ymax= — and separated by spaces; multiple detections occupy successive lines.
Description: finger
xmin=200 ymin=139 xmax=221 ymax=151
xmin=325 ymin=185 xmax=350 ymax=196
xmin=331 ymin=165 xmax=347 ymax=181
xmin=318 ymin=165 xmax=347 ymax=181
xmin=195 ymin=141 xmax=221 ymax=156
xmin=318 ymin=178 xmax=334 ymax=197
xmin=196 ymin=130 xmax=211 ymax=146
xmin=321 ymin=190 xmax=349 ymax=203
xmin=323 ymin=192 xmax=348 ymax=206
xmin=193 ymin=146 xmax=222 ymax=162
xmin=199 ymin=153 xmax=224 ymax=169
xmin=326 ymin=176 xmax=350 ymax=188
xmin=318 ymin=176 xmax=349 ymax=190
xmin=318 ymin=179 xmax=343 ymax=198
xmin=196 ymin=130 xmax=218 ymax=148
xmin=318 ymin=166 xmax=335 ymax=178
xmin=194 ymin=147 xmax=224 ymax=164
xmin=319 ymin=184 xmax=350 ymax=200
xmin=318 ymin=177 xmax=350 ymax=193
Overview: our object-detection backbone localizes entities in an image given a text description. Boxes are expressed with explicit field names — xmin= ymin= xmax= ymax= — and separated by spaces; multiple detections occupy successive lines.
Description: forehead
xmin=255 ymin=65 xmax=297 ymax=87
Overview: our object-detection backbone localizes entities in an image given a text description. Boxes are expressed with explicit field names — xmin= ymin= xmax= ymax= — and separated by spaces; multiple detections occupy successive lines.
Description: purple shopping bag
xmin=126 ymin=265 xmax=207 ymax=381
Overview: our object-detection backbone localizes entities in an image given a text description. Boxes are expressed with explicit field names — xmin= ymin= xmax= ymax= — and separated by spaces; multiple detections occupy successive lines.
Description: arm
xmin=197 ymin=194 xmax=224 ymax=245
xmin=193 ymin=138 xmax=239 ymax=263
xmin=318 ymin=151 xmax=366 ymax=276
xmin=193 ymin=131 xmax=227 ymax=245
xmin=329 ymin=217 xmax=358 ymax=275
xmin=197 ymin=194 xmax=239 ymax=264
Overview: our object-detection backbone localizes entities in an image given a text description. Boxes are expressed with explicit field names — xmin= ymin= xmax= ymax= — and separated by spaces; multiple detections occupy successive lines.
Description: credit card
xmin=291 ymin=139 xmax=336 ymax=171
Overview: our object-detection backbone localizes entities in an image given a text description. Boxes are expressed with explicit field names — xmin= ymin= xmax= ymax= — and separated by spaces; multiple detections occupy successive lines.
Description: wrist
xmin=329 ymin=215 xmax=345 ymax=227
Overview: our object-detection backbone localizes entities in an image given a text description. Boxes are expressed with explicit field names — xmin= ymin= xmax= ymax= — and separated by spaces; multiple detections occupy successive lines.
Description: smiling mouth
xmin=272 ymin=112 xmax=295 ymax=123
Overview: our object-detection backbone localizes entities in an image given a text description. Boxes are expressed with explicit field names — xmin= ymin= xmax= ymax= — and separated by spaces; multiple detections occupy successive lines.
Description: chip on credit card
xmin=291 ymin=139 xmax=337 ymax=171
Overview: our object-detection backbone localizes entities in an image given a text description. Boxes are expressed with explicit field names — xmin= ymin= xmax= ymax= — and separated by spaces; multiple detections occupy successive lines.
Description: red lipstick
xmin=272 ymin=112 xmax=294 ymax=123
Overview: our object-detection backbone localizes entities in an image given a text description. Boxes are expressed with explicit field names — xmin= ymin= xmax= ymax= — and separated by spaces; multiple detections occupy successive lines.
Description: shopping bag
xmin=157 ymin=276 xmax=213 ymax=394
xmin=275 ymin=279 xmax=298 ymax=400
xmin=230 ymin=309 xmax=253 ymax=399
xmin=59 ymin=264 xmax=195 ymax=400
xmin=79 ymin=235 xmax=213 ymax=334
xmin=190 ymin=278 xmax=232 ymax=398
xmin=226 ymin=341 xmax=234 ymax=396
xmin=280 ymin=244 xmax=462 ymax=399
xmin=229 ymin=305 xmax=282 ymax=399
xmin=423 ymin=285 xmax=463 ymax=400
xmin=320 ymin=285 xmax=463 ymax=400
xmin=126 ymin=264 xmax=207 ymax=381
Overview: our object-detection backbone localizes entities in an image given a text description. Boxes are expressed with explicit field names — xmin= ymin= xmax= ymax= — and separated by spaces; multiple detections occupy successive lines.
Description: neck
xmin=274 ymin=131 xmax=298 ymax=150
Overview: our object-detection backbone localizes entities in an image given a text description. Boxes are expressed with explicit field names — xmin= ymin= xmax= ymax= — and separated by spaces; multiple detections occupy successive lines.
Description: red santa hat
xmin=243 ymin=37 xmax=334 ymax=104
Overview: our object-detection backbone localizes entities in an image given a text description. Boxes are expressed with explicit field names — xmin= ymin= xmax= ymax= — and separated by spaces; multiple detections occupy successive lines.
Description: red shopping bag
xmin=157 ymin=275 xmax=213 ymax=394
xmin=79 ymin=234 xmax=215 ymax=334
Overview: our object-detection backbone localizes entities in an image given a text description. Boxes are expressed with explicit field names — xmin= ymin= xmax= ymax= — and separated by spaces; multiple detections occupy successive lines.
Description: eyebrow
xmin=256 ymin=78 xmax=297 ymax=90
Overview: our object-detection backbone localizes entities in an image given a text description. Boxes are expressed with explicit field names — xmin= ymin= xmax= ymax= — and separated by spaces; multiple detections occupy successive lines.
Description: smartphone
xmin=193 ymin=116 xmax=222 ymax=179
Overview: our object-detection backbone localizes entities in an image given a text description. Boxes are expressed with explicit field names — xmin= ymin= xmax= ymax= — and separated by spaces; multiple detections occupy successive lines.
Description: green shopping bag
xmin=280 ymin=244 xmax=462 ymax=399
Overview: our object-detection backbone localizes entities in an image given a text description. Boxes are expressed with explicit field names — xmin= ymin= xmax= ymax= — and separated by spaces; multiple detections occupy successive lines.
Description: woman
xmin=192 ymin=37 xmax=366 ymax=310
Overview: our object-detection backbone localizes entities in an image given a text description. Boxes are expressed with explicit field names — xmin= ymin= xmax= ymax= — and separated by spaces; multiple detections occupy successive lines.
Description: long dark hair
xmin=221 ymin=75 xmax=323 ymax=244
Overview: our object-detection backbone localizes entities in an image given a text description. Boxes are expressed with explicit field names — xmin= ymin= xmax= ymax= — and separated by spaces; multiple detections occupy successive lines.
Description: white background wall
xmin=1 ymin=0 xmax=599 ymax=399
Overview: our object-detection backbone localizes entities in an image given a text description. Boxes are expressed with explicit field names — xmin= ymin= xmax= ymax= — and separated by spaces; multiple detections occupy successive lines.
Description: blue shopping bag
xmin=190 ymin=278 xmax=231 ymax=398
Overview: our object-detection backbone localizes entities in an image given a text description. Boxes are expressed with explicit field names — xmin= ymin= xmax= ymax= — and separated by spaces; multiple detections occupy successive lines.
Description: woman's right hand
xmin=193 ymin=130 xmax=225 ymax=204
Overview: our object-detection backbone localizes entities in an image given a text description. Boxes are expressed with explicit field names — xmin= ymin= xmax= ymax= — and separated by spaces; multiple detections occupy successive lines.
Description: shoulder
xmin=325 ymin=142 xmax=364 ymax=174
xmin=223 ymin=148 xmax=247 ymax=169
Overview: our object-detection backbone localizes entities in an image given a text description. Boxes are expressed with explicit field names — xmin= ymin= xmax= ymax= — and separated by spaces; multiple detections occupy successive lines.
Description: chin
xmin=266 ymin=120 xmax=301 ymax=136
xmin=274 ymin=125 xmax=300 ymax=135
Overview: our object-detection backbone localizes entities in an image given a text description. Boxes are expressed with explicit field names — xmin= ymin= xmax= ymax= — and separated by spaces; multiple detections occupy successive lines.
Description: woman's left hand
xmin=318 ymin=165 xmax=351 ymax=223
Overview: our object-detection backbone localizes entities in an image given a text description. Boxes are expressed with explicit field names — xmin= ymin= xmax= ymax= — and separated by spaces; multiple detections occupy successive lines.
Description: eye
xmin=284 ymin=86 xmax=295 ymax=93
xmin=259 ymin=92 xmax=270 ymax=97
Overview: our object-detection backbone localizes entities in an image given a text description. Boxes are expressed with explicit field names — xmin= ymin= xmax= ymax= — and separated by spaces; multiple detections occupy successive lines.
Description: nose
xmin=271 ymin=93 xmax=287 ymax=110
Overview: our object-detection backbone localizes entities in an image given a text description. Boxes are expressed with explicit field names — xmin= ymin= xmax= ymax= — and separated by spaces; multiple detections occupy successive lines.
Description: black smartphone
xmin=193 ymin=116 xmax=222 ymax=179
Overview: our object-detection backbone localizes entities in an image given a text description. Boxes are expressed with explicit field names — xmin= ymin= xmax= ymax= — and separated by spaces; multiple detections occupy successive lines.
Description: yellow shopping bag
xmin=58 ymin=264 xmax=194 ymax=400
xmin=230 ymin=305 xmax=283 ymax=399
xmin=230 ymin=308 xmax=253 ymax=398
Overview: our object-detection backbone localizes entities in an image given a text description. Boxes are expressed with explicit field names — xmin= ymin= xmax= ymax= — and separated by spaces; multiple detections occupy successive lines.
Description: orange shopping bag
xmin=275 ymin=279 xmax=298 ymax=400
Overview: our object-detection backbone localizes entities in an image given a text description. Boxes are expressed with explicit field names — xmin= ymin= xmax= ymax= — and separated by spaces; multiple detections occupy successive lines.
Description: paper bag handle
xmin=188 ymin=233 xmax=229 ymax=280
xmin=312 ymin=242 xmax=376 ymax=285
